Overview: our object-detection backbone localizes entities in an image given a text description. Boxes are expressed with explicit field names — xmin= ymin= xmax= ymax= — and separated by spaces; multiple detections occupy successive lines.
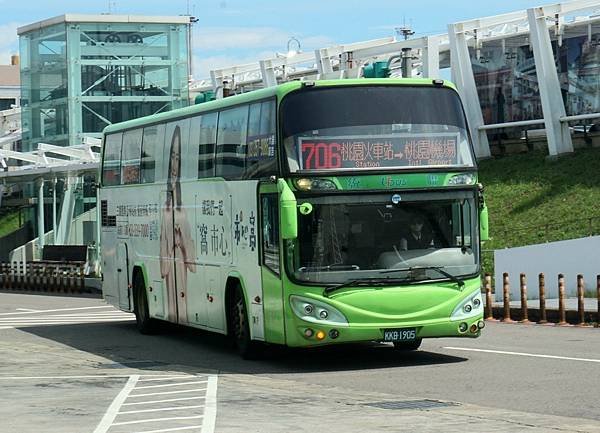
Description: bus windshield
xmin=290 ymin=190 xmax=479 ymax=285
xmin=281 ymin=85 xmax=475 ymax=172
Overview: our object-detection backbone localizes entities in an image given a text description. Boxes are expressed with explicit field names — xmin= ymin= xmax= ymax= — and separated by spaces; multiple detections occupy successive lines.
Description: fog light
xmin=295 ymin=178 xmax=313 ymax=190
xmin=315 ymin=330 xmax=326 ymax=340
xmin=470 ymin=324 xmax=478 ymax=333
xmin=329 ymin=329 xmax=339 ymax=339
xmin=477 ymin=320 xmax=485 ymax=329
xmin=304 ymin=328 xmax=314 ymax=338
xmin=463 ymin=304 xmax=472 ymax=313
xmin=303 ymin=304 xmax=314 ymax=315
xmin=319 ymin=309 xmax=329 ymax=319
xmin=473 ymin=298 xmax=481 ymax=308
xmin=459 ymin=322 xmax=468 ymax=333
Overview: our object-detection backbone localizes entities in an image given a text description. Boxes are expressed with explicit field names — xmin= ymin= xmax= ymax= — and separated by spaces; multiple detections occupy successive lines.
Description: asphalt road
xmin=1 ymin=291 xmax=599 ymax=432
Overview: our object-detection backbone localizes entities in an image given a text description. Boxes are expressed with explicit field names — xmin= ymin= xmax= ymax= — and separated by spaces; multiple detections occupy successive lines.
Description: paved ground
xmin=1 ymin=291 xmax=600 ymax=432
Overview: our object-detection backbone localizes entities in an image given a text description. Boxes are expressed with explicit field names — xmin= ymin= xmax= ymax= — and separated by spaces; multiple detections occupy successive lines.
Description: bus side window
xmin=121 ymin=129 xmax=142 ymax=184
xmin=102 ymin=132 xmax=123 ymax=186
xmin=216 ymin=105 xmax=248 ymax=180
xmin=245 ymin=99 xmax=277 ymax=179
xmin=197 ymin=112 xmax=217 ymax=178
xmin=141 ymin=125 xmax=163 ymax=184
xmin=261 ymin=194 xmax=280 ymax=275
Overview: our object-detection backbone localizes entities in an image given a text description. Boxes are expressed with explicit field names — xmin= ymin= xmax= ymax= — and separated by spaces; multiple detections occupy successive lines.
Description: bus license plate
xmin=383 ymin=328 xmax=417 ymax=342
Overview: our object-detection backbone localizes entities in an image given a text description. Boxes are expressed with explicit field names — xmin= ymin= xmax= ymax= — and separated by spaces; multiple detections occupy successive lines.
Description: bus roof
xmin=102 ymin=78 xmax=457 ymax=135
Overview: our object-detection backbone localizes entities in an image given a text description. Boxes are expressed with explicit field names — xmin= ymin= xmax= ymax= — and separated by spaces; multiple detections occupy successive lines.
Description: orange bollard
xmin=538 ymin=273 xmax=547 ymax=324
xmin=520 ymin=273 xmax=530 ymax=323
xmin=502 ymin=272 xmax=513 ymax=322
xmin=558 ymin=274 xmax=567 ymax=326
xmin=577 ymin=274 xmax=585 ymax=326
xmin=484 ymin=273 xmax=496 ymax=320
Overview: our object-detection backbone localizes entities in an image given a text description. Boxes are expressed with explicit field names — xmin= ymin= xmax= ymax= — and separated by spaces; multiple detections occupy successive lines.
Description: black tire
xmin=229 ymin=285 xmax=261 ymax=359
xmin=393 ymin=338 xmax=422 ymax=351
xmin=134 ymin=276 xmax=157 ymax=335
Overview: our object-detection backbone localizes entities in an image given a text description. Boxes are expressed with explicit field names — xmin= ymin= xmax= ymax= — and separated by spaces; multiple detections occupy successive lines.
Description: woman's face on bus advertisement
xmin=170 ymin=136 xmax=181 ymax=180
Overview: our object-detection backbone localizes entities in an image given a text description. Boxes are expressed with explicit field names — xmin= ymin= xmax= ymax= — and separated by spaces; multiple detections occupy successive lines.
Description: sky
xmin=0 ymin=0 xmax=548 ymax=78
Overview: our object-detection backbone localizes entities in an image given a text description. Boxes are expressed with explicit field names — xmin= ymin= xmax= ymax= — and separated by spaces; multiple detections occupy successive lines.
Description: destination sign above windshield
xmin=299 ymin=134 xmax=460 ymax=170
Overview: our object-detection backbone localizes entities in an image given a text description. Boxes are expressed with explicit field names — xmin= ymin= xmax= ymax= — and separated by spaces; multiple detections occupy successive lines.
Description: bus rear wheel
xmin=134 ymin=276 xmax=157 ymax=335
xmin=229 ymin=285 xmax=261 ymax=359
xmin=393 ymin=339 xmax=422 ymax=351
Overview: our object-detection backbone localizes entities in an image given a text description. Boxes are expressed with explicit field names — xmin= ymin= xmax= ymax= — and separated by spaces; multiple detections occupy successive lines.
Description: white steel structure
xmin=191 ymin=0 xmax=600 ymax=158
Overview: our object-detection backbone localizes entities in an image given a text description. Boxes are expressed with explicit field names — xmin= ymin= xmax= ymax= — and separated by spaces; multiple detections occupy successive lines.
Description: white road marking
xmin=121 ymin=396 xmax=206 ymax=406
xmin=128 ymin=388 xmax=207 ymax=398
xmin=111 ymin=415 xmax=203 ymax=426
xmin=0 ymin=306 xmax=135 ymax=328
xmin=444 ymin=346 xmax=600 ymax=363
xmin=118 ymin=404 xmax=205 ymax=415
xmin=0 ymin=374 xmax=190 ymax=380
xmin=135 ymin=380 xmax=207 ymax=390
xmin=93 ymin=374 xmax=140 ymax=433
xmin=0 ymin=306 xmax=113 ymax=316
xmin=201 ymin=376 xmax=218 ymax=433
xmin=132 ymin=426 xmax=204 ymax=433
xmin=15 ymin=308 xmax=40 ymax=312
xmin=137 ymin=376 xmax=200 ymax=382
xmin=0 ymin=326 xmax=14 ymax=330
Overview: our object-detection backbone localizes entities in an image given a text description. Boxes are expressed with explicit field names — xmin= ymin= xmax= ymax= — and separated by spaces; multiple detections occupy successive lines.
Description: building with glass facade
xmin=18 ymin=14 xmax=191 ymax=151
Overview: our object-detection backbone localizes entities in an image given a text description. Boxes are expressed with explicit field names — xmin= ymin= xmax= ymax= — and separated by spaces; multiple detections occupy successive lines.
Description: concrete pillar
xmin=37 ymin=179 xmax=45 ymax=251
xmin=448 ymin=23 xmax=491 ymax=159
xmin=259 ymin=59 xmax=278 ymax=88
xmin=52 ymin=178 xmax=57 ymax=244
xmin=527 ymin=7 xmax=573 ymax=156
xmin=422 ymin=36 xmax=440 ymax=79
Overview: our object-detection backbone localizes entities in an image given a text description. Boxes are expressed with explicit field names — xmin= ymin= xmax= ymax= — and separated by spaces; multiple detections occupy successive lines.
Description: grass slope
xmin=0 ymin=210 xmax=22 ymax=238
xmin=478 ymin=147 xmax=600 ymax=274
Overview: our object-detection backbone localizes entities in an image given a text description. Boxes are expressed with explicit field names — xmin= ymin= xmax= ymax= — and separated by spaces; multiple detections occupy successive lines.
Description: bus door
xmin=116 ymin=242 xmax=131 ymax=310
xmin=259 ymin=189 xmax=286 ymax=345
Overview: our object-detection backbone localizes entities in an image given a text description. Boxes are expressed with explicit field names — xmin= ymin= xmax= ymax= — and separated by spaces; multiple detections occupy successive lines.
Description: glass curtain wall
xmin=19 ymin=22 xmax=69 ymax=150
xmin=556 ymin=20 xmax=600 ymax=117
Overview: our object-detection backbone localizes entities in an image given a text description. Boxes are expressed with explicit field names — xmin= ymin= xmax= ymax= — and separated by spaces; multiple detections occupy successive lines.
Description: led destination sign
xmin=299 ymin=134 xmax=460 ymax=170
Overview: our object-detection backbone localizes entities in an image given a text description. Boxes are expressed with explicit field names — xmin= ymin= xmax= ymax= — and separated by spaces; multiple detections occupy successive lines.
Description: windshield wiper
xmin=298 ymin=264 xmax=360 ymax=272
xmin=380 ymin=266 xmax=465 ymax=289
xmin=323 ymin=277 xmax=409 ymax=297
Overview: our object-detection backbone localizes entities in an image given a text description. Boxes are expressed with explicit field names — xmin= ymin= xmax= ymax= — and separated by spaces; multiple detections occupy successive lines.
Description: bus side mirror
xmin=278 ymin=179 xmax=298 ymax=240
xmin=480 ymin=204 xmax=489 ymax=241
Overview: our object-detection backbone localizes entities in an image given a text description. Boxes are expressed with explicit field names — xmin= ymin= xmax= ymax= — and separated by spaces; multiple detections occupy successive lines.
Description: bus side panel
xmin=99 ymin=194 xmax=119 ymax=309
xmin=229 ymin=181 xmax=263 ymax=341
xmin=190 ymin=181 xmax=232 ymax=331
xmin=100 ymin=186 xmax=166 ymax=318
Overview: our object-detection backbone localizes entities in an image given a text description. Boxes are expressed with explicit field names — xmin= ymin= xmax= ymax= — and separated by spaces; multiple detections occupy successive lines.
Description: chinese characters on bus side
xmin=300 ymin=135 xmax=459 ymax=170
xmin=116 ymin=204 xmax=160 ymax=239
xmin=247 ymin=134 xmax=275 ymax=160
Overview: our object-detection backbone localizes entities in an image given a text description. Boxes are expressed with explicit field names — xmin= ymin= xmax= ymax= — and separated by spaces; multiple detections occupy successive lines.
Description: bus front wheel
xmin=133 ymin=275 xmax=157 ymax=335
xmin=229 ymin=285 xmax=261 ymax=359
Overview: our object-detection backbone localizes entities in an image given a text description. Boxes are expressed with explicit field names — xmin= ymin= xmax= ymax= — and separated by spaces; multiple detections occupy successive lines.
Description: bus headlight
xmin=294 ymin=178 xmax=338 ymax=191
xmin=451 ymin=289 xmax=483 ymax=320
xmin=290 ymin=296 xmax=348 ymax=326
xmin=448 ymin=173 xmax=476 ymax=186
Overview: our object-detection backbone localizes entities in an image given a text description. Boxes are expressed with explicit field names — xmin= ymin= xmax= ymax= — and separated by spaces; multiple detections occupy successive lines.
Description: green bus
xmin=99 ymin=78 xmax=489 ymax=358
